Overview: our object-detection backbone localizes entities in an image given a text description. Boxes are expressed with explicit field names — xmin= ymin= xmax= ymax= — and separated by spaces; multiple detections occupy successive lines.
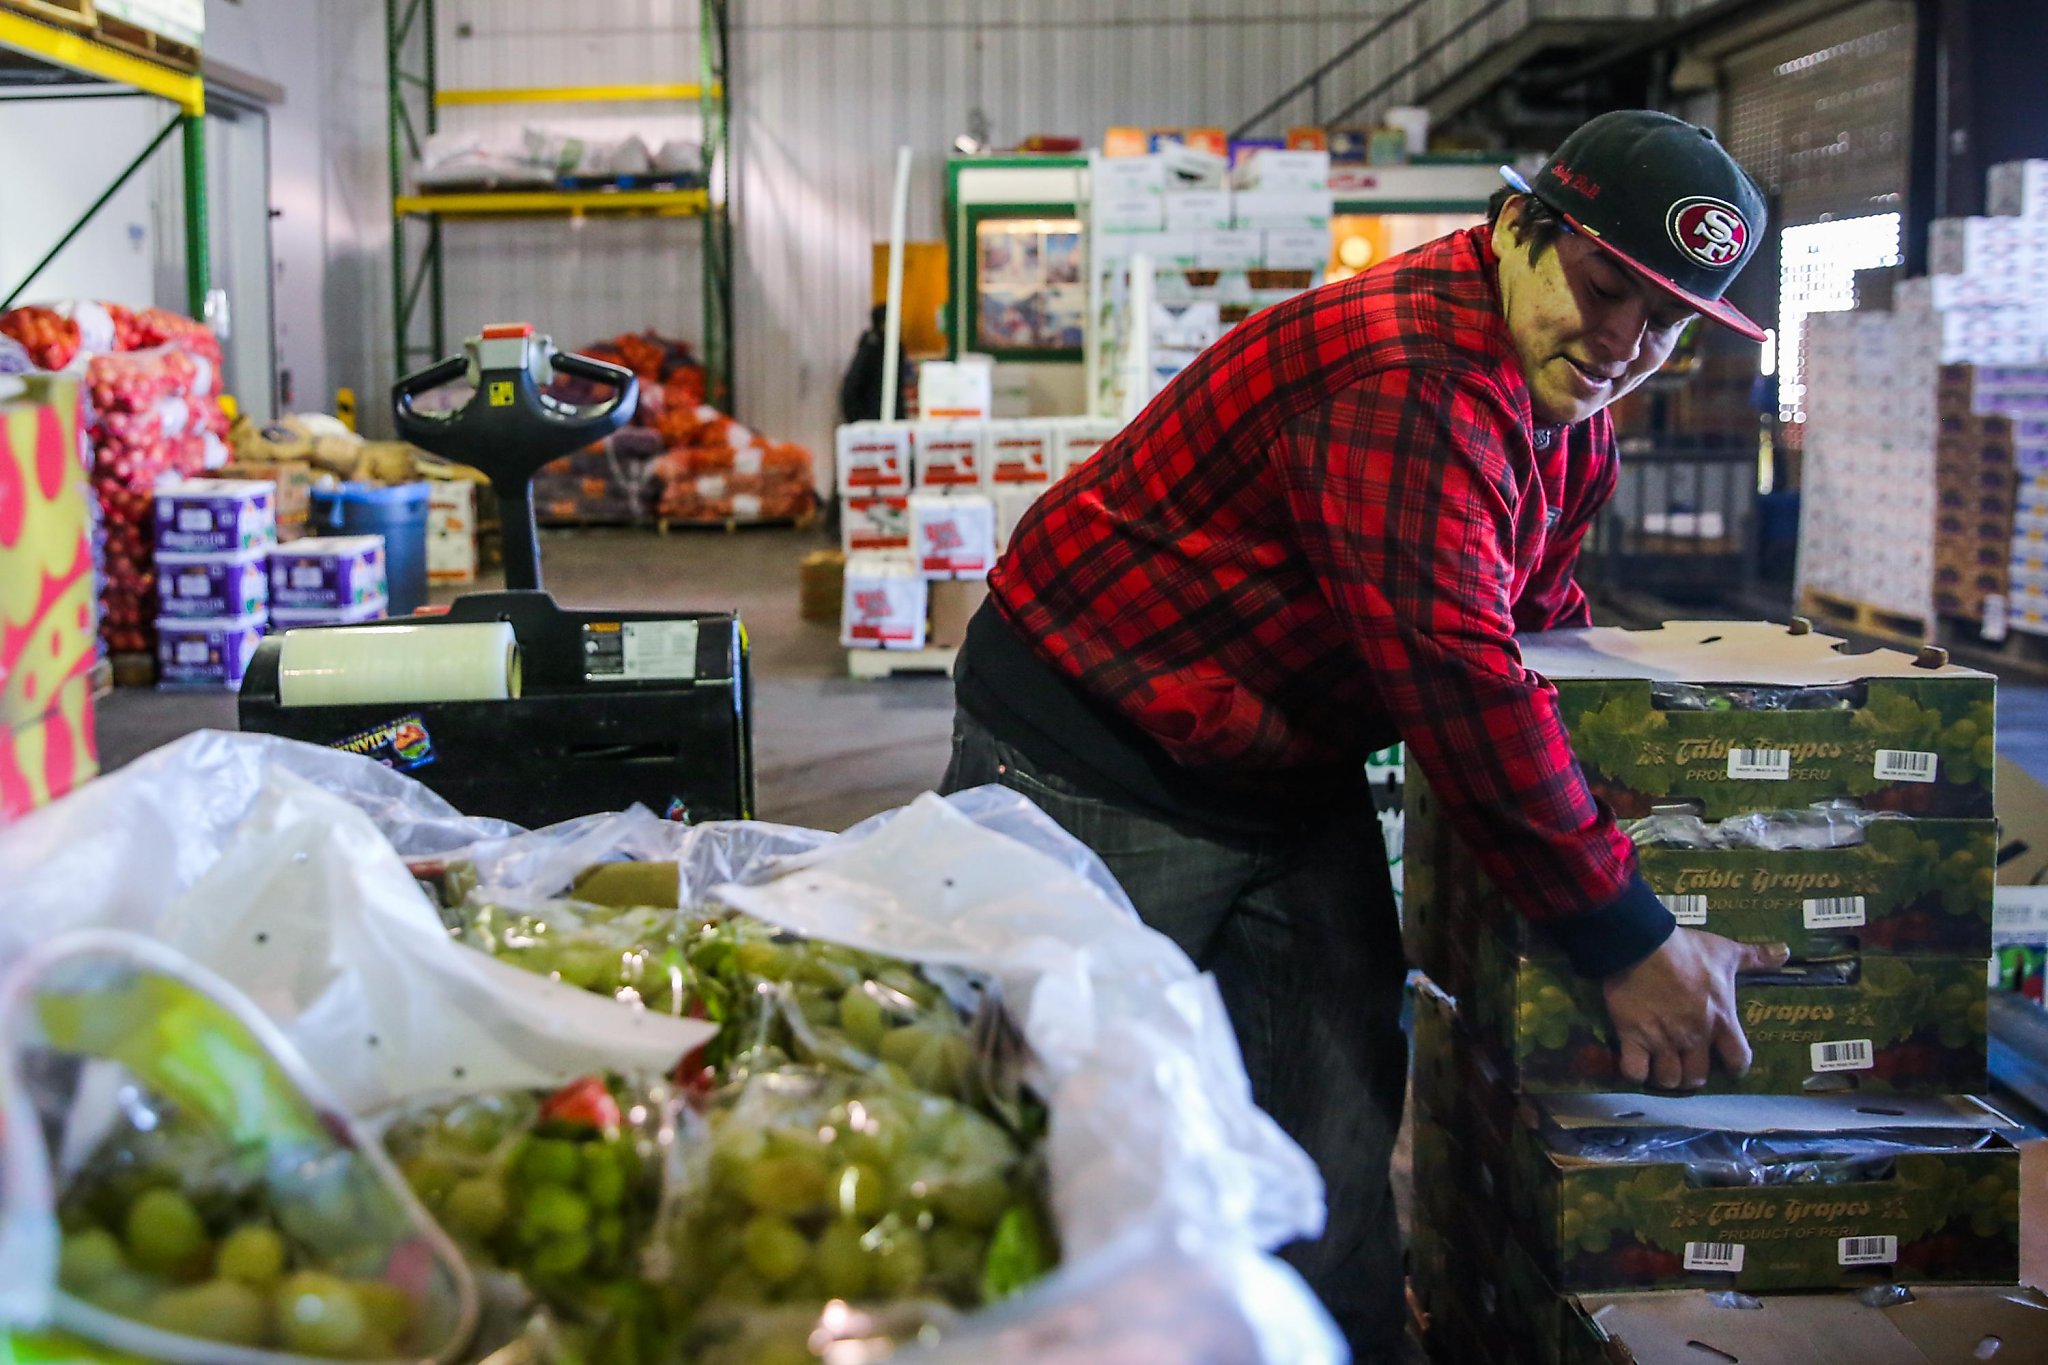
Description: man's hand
xmin=1601 ymin=928 xmax=1789 ymax=1090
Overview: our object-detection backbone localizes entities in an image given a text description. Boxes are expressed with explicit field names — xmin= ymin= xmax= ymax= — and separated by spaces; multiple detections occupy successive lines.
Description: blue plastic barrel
xmin=310 ymin=481 xmax=431 ymax=615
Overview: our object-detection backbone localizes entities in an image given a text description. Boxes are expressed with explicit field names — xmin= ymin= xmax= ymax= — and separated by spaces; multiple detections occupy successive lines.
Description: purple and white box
xmin=155 ymin=480 xmax=277 ymax=555
xmin=156 ymin=551 xmax=269 ymax=619
xmin=269 ymin=535 xmax=388 ymax=610
xmin=155 ymin=611 xmax=268 ymax=690
xmin=271 ymin=595 xmax=390 ymax=628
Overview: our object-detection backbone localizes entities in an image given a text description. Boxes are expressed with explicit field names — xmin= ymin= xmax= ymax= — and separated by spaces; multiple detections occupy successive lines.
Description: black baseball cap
xmin=1500 ymin=110 xmax=1769 ymax=341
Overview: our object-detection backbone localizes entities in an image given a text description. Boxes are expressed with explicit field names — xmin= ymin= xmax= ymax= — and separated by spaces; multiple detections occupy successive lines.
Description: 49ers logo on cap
xmin=1667 ymin=197 xmax=1749 ymax=268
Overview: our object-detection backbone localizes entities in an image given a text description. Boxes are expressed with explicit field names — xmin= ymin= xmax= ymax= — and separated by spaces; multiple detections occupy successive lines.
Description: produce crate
xmin=1463 ymin=936 xmax=1989 ymax=1095
xmin=1526 ymin=622 xmax=1994 ymax=821
xmin=1404 ymin=786 xmax=1997 ymax=975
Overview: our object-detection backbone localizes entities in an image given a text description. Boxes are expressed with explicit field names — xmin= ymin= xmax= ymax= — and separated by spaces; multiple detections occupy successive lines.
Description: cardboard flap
xmin=1584 ymin=1285 xmax=2048 ymax=1364
xmin=1541 ymin=1092 xmax=2019 ymax=1135
xmin=1519 ymin=621 xmax=1993 ymax=685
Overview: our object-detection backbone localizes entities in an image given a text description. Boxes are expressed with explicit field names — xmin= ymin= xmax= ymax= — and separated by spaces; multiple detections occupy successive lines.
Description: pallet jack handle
xmin=392 ymin=323 xmax=638 ymax=591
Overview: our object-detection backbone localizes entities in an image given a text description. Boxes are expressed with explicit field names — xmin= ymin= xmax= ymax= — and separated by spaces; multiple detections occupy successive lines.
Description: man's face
xmin=1493 ymin=197 xmax=1697 ymax=425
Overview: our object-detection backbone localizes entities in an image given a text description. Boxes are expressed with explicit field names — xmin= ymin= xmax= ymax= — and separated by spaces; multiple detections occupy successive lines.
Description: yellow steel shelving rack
xmin=0 ymin=3 xmax=207 ymax=317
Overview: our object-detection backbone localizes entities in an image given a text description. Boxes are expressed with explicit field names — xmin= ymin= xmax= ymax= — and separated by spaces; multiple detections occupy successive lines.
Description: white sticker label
xmin=1803 ymin=896 xmax=1869 ymax=928
xmin=291 ymin=565 xmax=324 ymax=590
xmin=175 ymin=640 xmax=208 ymax=664
xmin=1665 ymin=894 xmax=1710 ymax=927
xmin=177 ymin=573 xmax=208 ymax=598
xmin=176 ymin=507 xmax=211 ymax=532
xmin=1874 ymin=749 xmax=1939 ymax=783
xmin=1683 ymin=1242 xmax=1746 ymax=1272
xmin=1811 ymin=1039 xmax=1875 ymax=1072
xmin=621 ymin=620 xmax=701 ymax=681
xmin=1838 ymin=1235 xmax=1898 ymax=1266
xmin=1728 ymin=748 xmax=1792 ymax=780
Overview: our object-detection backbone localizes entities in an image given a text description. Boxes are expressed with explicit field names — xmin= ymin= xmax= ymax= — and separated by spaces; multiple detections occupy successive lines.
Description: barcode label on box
xmin=175 ymin=641 xmax=208 ymax=664
xmin=177 ymin=573 xmax=207 ymax=598
xmin=1804 ymin=896 xmax=1868 ymax=928
xmin=291 ymin=566 xmax=323 ymax=590
xmin=177 ymin=507 xmax=211 ymax=532
xmin=1874 ymin=749 xmax=1938 ymax=783
xmin=1839 ymin=1235 xmax=1898 ymax=1266
xmin=1811 ymin=1039 xmax=1875 ymax=1072
xmin=1665 ymin=894 xmax=1710 ymax=926
xmin=1727 ymin=748 xmax=1792 ymax=780
xmin=1684 ymin=1242 xmax=1745 ymax=1272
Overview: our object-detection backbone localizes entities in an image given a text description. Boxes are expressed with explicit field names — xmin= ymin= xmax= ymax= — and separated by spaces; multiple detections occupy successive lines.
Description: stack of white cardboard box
xmin=1090 ymin=147 xmax=1332 ymax=415
xmin=1799 ymin=158 xmax=2048 ymax=634
xmin=834 ymin=414 xmax=1119 ymax=651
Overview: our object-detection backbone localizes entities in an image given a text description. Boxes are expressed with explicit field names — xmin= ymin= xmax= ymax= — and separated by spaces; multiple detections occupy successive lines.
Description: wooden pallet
xmin=108 ymin=650 xmax=155 ymax=688
xmin=845 ymin=645 xmax=957 ymax=680
xmin=91 ymin=10 xmax=198 ymax=72
xmin=0 ymin=0 xmax=95 ymax=33
xmin=1798 ymin=589 xmax=1931 ymax=648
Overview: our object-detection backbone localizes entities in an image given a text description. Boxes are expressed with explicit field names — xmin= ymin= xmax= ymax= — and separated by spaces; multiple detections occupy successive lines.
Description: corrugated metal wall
xmin=324 ymin=0 xmax=1736 ymax=456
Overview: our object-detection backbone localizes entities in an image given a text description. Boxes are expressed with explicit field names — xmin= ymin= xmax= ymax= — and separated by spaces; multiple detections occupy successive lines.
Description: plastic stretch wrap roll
xmin=277 ymin=621 xmax=521 ymax=707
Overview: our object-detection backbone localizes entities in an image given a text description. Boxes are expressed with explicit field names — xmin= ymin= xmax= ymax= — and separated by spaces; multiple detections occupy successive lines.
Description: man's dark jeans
xmin=940 ymin=707 xmax=1410 ymax=1362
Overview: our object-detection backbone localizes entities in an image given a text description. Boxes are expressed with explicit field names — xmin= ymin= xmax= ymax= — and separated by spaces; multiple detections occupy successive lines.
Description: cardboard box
xmin=426 ymin=479 xmax=477 ymax=584
xmin=218 ymin=458 xmax=314 ymax=537
xmin=154 ymin=480 xmax=276 ymax=555
xmin=1405 ymin=795 xmax=1996 ymax=969
xmin=927 ymin=578 xmax=989 ymax=648
xmin=909 ymin=493 xmax=995 ymax=580
xmin=1494 ymin=1091 xmax=2019 ymax=1292
xmin=1230 ymin=147 xmax=1330 ymax=193
xmin=983 ymin=421 xmax=1054 ymax=486
xmin=840 ymin=494 xmax=910 ymax=554
xmin=992 ymin=486 xmax=1040 ymax=554
xmin=911 ymin=421 xmax=985 ymax=490
xmin=156 ymin=550 xmax=269 ymax=619
xmin=1163 ymin=189 xmax=1233 ymax=232
xmin=1523 ymin=622 xmax=1995 ymax=821
xmin=834 ymin=422 xmax=913 ymax=495
xmin=1049 ymin=416 xmax=1120 ymax=476
xmin=915 ymin=362 xmax=992 ymax=422
xmin=1462 ymin=936 xmax=1989 ymax=1095
xmin=1230 ymin=189 xmax=1333 ymax=231
xmin=1193 ymin=228 xmax=1264 ymax=270
xmin=1572 ymin=1283 xmax=2048 ymax=1365
xmin=799 ymin=549 xmax=844 ymax=624
xmin=840 ymin=553 xmax=927 ymax=650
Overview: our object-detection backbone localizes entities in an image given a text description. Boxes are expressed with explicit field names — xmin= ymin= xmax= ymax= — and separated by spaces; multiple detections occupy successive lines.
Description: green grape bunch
xmin=56 ymin=1109 xmax=431 ymax=1360
xmin=663 ymin=1068 xmax=1057 ymax=1338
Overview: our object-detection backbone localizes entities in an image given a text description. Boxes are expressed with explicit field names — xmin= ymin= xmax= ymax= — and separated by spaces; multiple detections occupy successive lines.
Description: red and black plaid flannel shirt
xmin=985 ymin=225 xmax=1673 ymax=975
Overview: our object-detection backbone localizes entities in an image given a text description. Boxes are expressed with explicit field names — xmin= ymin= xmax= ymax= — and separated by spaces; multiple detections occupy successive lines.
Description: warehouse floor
xmin=90 ymin=524 xmax=2048 ymax=1339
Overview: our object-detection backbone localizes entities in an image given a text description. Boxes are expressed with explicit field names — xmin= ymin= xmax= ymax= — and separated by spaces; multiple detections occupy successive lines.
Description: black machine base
xmin=238 ymin=591 xmax=754 ymax=830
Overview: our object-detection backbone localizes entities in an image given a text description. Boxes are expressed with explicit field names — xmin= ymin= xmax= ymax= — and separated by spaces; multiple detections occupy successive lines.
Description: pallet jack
xmin=239 ymin=324 xmax=754 ymax=828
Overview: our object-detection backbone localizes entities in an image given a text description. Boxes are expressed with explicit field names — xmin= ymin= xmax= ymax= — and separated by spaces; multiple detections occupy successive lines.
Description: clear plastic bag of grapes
xmin=0 ymin=930 xmax=480 ymax=1364
xmin=378 ymin=1075 xmax=678 ymax=1364
xmin=658 ymin=1066 xmax=1056 ymax=1360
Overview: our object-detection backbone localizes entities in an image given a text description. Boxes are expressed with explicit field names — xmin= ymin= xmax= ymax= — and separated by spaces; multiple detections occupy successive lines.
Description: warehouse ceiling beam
xmin=0 ymin=112 xmax=179 ymax=310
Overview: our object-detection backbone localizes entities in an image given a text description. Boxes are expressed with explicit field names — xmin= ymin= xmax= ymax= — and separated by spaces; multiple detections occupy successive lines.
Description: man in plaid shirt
xmin=941 ymin=111 xmax=1781 ymax=1357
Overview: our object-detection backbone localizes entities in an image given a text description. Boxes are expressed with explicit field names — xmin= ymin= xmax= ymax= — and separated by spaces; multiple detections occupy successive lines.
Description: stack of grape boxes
xmin=833 ymin=417 xmax=1118 ymax=653
xmin=1403 ymin=620 xmax=2029 ymax=1362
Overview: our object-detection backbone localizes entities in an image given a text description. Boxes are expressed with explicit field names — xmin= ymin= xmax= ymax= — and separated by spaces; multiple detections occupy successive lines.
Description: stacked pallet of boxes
xmin=152 ymin=482 xmax=275 ymax=690
xmin=833 ymin=412 xmax=1118 ymax=659
xmin=1403 ymin=621 xmax=2038 ymax=1362
xmin=1089 ymin=147 xmax=1331 ymax=416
